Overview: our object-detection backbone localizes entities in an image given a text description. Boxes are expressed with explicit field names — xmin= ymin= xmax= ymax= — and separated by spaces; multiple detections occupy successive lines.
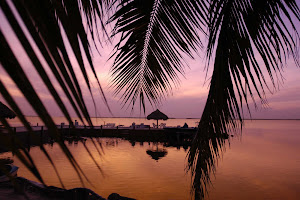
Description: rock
xmin=108 ymin=193 xmax=120 ymax=200
xmin=108 ymin=193 xmax=136 ymax=200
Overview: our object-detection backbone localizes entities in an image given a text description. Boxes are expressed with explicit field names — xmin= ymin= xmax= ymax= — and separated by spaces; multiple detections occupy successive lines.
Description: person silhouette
xmin=182 ymin=123 xmax=188 ymax=128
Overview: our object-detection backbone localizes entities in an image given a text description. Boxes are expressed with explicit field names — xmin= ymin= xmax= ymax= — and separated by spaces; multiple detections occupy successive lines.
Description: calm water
xmin=1 ymin=120 xmax=300 ymax=199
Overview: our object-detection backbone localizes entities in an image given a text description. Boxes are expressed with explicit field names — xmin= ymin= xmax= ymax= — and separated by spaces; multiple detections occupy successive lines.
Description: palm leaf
xmin=109 ymin=0 xmax=299 ymax=199
xmin=0 ymin=0 xmax=110 ymax=187
xmin=188 ymin=0 xmax=299 ymax=199
xmin=0 ymin=81 xmax=65 ymax=188
xmin=109 ymin=0 xmax=206 ymax=111
xmin=1 ymin=0 xmax=299 ymax=199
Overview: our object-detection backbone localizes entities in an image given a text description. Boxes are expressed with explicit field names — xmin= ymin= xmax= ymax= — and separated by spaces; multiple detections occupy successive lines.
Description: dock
xmin=0 ymin=125 xmax=197 ymax=153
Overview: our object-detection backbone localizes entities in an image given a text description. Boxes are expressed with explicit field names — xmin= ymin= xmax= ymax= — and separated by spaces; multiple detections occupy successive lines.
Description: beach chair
xmin=106 ymin=123 xmax=115 ymax=128
xmin=130 ymin=122 xmax=136 ymax=129
xmin=159 ymin=123 xmax=166 ymax=128
xmin=152 ymin=123 xmax=157 ymax=128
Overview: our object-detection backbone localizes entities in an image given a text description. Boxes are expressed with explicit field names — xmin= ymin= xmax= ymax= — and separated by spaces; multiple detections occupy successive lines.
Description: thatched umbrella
xmin=0 ymin=101 xmax=16 ymax=119
xmin=147 ymin=109 xmax=168 ymax=128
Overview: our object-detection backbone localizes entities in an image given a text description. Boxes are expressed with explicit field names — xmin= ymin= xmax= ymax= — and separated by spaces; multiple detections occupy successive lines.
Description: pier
xmin=0 ymin=125 xmax=197 ymax=153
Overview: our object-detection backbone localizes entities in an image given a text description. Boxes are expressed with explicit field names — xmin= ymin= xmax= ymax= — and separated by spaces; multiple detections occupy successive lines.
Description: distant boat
xmin=0 ymin=164 xmax=19 ymax=182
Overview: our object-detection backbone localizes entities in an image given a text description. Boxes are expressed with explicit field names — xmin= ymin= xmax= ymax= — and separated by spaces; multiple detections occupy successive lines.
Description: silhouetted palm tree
xmin=109 ymin=1 xmax=299 ymax=198
xmin=0 ymin=0 xmax=299 ymax=199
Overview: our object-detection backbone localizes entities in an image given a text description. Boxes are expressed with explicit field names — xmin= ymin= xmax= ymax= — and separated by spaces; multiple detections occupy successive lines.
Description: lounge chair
xmin=159 ymin=123 xmax=166 ymax=128
xmin=106 ymin=123 xmax=115 ymax=128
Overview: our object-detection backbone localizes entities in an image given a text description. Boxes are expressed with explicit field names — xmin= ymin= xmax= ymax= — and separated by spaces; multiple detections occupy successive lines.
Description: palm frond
xmin=1 ymin=0 xmax=299 ymax=199
xmin=188 ymin=0 xmax=299 ymax=199
xmin=0 ymin=0 xmax=109 ymax=186
xmin=0 ymin=81 xmax=65 ymax=188
xmin=109 ymin=0 xmax=206 ymax=111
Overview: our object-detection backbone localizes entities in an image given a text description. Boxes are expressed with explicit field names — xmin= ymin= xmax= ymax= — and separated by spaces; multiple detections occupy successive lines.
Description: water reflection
xmin=105 ymin=139 xmax=118 ymax=147
xmin=188 ymin=125 xmax=228 ymax=200
xmin=0 ymin=125 xmax=222 ymax=200
xmin=1 ymin=120 xmax=299 ymax=199
xmin=146 ymin=148 xmax=168 ymax=161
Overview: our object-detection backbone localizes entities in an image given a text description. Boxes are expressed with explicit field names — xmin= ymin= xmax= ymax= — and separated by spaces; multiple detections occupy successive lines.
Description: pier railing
xmin=1 ymin=124 xmax=165 ymax=134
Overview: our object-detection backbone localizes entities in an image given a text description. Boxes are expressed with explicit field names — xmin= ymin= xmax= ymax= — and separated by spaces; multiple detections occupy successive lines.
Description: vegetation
xmin=0 ymin=0 xmax=299 ymax=199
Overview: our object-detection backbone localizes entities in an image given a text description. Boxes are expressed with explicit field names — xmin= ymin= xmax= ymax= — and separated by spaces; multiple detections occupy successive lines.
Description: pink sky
xmin=0 ymin=4 xmax=300 ymax=119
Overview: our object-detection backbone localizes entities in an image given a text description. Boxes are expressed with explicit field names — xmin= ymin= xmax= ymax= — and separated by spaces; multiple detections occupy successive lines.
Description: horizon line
xmin=20 ymin=116 xmax=300 ymax=120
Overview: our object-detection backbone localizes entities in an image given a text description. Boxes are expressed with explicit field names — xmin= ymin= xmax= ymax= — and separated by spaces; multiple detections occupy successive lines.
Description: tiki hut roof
xmin=146 ymin=109 xmax=168 ymax=120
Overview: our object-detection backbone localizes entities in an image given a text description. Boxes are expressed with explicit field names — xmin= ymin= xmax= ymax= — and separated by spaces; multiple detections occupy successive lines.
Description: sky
xmin=0 ymin=2 xmax=300 ymax=119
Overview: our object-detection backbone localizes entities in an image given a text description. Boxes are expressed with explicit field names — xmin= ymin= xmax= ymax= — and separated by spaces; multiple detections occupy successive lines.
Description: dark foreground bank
xmin=0 ymin=177 xmax=135 ymax=200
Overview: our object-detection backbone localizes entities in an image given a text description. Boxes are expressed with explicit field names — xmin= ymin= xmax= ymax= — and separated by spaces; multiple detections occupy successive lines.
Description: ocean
xmin=1 ymin=119 xmax=299 ymax=199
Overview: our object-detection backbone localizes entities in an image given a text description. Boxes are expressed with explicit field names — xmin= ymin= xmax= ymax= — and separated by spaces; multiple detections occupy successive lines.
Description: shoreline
xmin=19 ymin=115 xmax=300 ymax=120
